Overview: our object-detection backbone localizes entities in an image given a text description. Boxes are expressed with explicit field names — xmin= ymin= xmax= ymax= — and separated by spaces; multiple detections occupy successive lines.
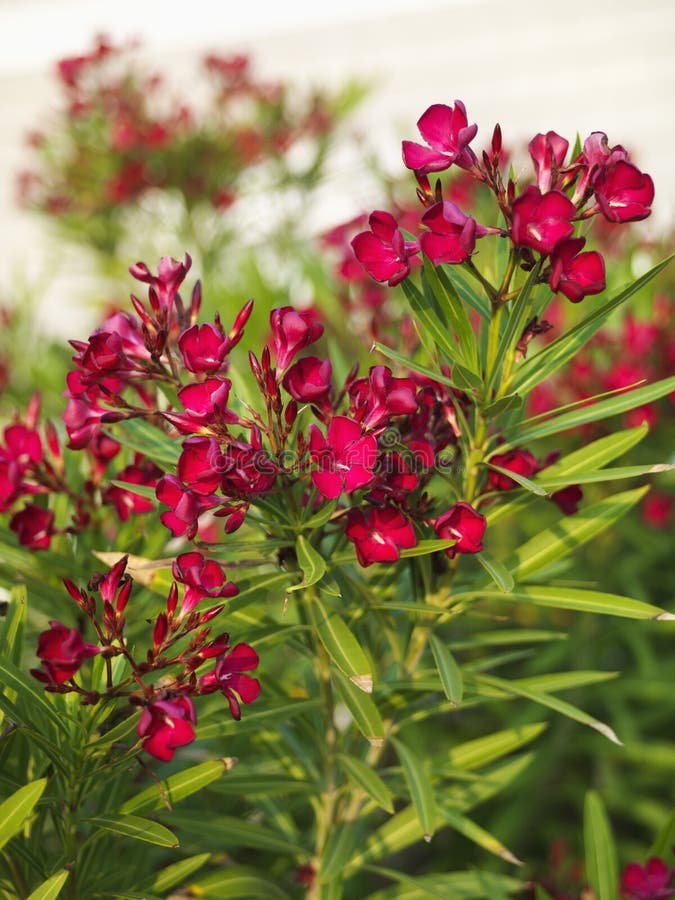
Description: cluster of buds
xmin=31 ymin=553 xmax=259 ymax=761
xmin=17 ymin=37 xmax=337 ymax=248
xmin=351 ymin=100 xmax=653 ymax=305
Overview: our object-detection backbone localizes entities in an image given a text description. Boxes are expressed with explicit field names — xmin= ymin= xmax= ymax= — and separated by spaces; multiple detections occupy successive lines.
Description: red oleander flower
xmin=129 ymin=254 xmax=191 ymax=313
xmin=621 ymin=857 xmax=675 ymax=900
xmin=528 ymin=131 xmax=569 ymax=193
xmin=550 ymin=484 xmax=583 ymax=515
xmin=642 ymin=492 xmax=673 ymax=529
xmin=511 ymin=187 xmax=575 ymax=255
xmin=419 ymin=200 xmax=487 ymax=265
xmin=156 ymin=474 xmax=221 ymax=539
xmin=198 ymin=643 xmax=260 ymax=720
xmin=218 ymin=437 xmax=278 ymax=496
xmin=594 ymin=160 xmax=654 ymax=223
xmin=402 ymin=102 xmax=478 ymax=174
xmin=351 ymin=211 xmax=419 ymax=287
xmin=10 ymin=503 xmax=55 ymax=550
xmin=270 ymin=306 xmax=324 ymax=372
xmin=31 ymin=621 xmax=100 ymax=685
xmin=165 ymin=378 xmax=236 ymax=433
xmin=433 ymin=502 xmax=486 ymax=558
xmin=345 ymin=504 xmax=416 ymax=567
xmin=349 ymin=365 xmax=418 ymax=431
xmin=177 ymin=436 xmax=222 ymax=495
xmin=488 ymin=447 xmax=540 ymax=491
xmin=172 ymin=551 xmax=239 ymax=620
xmin=2 ymin=423 xmax=44 ymax=471
xmin=103 ymin=456 xmax=163 ymax=521
xmin=178 ymin=323 xmax=231 ymax=373
xmin=309 ymin=416 xmax=378 ymax=500
xmin=282 ymin=356 xmax=333 ymax=409
xmin=137 ymin=696 xmax=197 ymax=762
xmin=549 ymin=237 xmax=606 ymax=303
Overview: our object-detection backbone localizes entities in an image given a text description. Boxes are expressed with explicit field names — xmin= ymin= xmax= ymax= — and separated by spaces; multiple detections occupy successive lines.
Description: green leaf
xmin=337 ymin=753 xmax=394 ymax=814
xmin=429 ymin=635 xmax=463 ymax=706
xmin=313 ymin=597 xmax=373 ymax=692
xmin=302 ymin=499 xmax=338 ymax=530
xmin=120 ymin=760 xmax=230 ymax=815
xmin=472 ymin=673 xmax=622 ymax=745
xmin=399 ymin=539 xmax=458 ymax=559
xmin=0 ymin=658 xmax=69 ymax=737
xmin=482 ymin=393 xmax=523 ymax=420
xmin=439 ymin=807 xmax=522 ymax=865
xmin=26 ymin=870 xmax=69 ymax=900
xmin=649 ymin=808 xmax=675 ymax=858
xmin=111 ymin=480 xmax=157 ymax=501
xmin=287 ymin=535 xmax=326 ymax=592
xmin=110 ymin=417 xmax=181 ymax=469
xmin=86 ymin=815 xmax=179 ymax=848
xmin=0 ymin=779 xmax=47 ymax=850
xmin=198 ymin=698 xmax=320 ymax=739
xmin=494 ymin=487 xmax=648 ymax=583
xmin=140 ymin=853 xmax=210 ymax=895
xmin=167 ymin=811 xmax=307 ymax=857
xmin=343 ymin=805 xmax=429 ymax=875
xmin=584 ymin=791 xmax=618 ymax=900
xmin=439 ymin=723 xmax=547 ymax=772
xmin=391 ymin=737 xmax=436 ymax=841
xmin=371 ymin=341 xmax=466 ymax=394
xmin=537 ymin=463 xmax=674 ymax=488
xmin=424 ymin=261 xmax=479 ymax=372
xmin=319 ymin=821 xmax=358 ymax=883
xmin=507 ymin=375 xmax=675 ymax=444
xmin=476 ymin=552 xmax=514 ymax=593
xmin=193 ymin=867 xmax=292 ymax=899
xmin=400 ymin=277 xmax=459 ymax=367
xmin=333 ymin=669 xmax=384 ymax=747
xmin=0 ymin=585 xmax=26 ymax=667
xmin=208 ymin=772 xmax=314 ymax=797
xmin=486 ymin=463 xmax=549 ymax=496
xmin=511 ymin=254 xmax=674 ymax=394
xmin=365 ymin=867 xmax=523 ymax=900
xmin=473 ymin=585 xmax=672 ymax=620
xmin=441 ymin=754 xmax=535 ymax=813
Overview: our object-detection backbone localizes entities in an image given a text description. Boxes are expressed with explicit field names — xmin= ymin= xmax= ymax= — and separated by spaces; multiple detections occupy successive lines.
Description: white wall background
xmin=1 ymin=0 xmax=673 ymax=333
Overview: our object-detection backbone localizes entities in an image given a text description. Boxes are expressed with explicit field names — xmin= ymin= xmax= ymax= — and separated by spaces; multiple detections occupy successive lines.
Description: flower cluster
xmin=352 ymin=100 xmax=653 ymax=305
xmin=31 ymin=553 xmax=259 ymax=761
xmin=17 ymin=37 xmax=337 ymax=255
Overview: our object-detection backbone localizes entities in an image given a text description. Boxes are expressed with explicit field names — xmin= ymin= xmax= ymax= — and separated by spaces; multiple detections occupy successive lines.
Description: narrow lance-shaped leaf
xmin=287 ymin=535 xmax=326 ymax=592
xmin=120 ymin=760 xmax=232 ymax=815
xmin=25 ymin=870 xmax=70 ymax=900
xmin=333 ymin=669 xmax=384 ymax=747
xmin=472 ymin=673 xmax=622 ymax=745
xmin=584 ymin=791 xmax=619 ymax=900
xmin=510 ymin=254 xmax=674 ymax=394
xmin=476 ymin=551 xmax=515 ymax=593
xmin=140 ymin=853 xmax=210 ymax=895
xmin=0 ymin=779 xmax=47 ymax=850
xmin=391 ymin=737 xmax=437 ymax=841
xmin=337 ymin=753 xmax=395 ymax=814
xmin=439 ymin=807 xmax=522 ymax=866
xmin=313 ymin=597 xmax=373 ymax=692
xmin=86 ymin=815 xmax=179 ymax=848
xmin=506 ymin=375 xmax=675 ymax=445
xmin=429 ymin=634 xmax=463 ymax=706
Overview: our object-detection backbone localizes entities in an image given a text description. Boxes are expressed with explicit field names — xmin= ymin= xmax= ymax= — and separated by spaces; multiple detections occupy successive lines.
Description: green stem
xmin=303 ymin=592 xmax=339 ymax=899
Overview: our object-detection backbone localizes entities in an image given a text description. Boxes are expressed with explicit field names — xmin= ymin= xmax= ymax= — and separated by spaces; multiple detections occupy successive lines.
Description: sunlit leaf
xmin=86 ymin=815 xmax=178 ymax=848
xmin=26 ymin=871 xmax=70 ymax=900
xmin=584 ymin=791 xmax=618 ymax=900
xmin=333 ymin=669 xmax=384 ymax=747
xmin=0 ymin=779 xmax=47 ymax=850
xmin=120 ymin=760 xmax=231 ymax=815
